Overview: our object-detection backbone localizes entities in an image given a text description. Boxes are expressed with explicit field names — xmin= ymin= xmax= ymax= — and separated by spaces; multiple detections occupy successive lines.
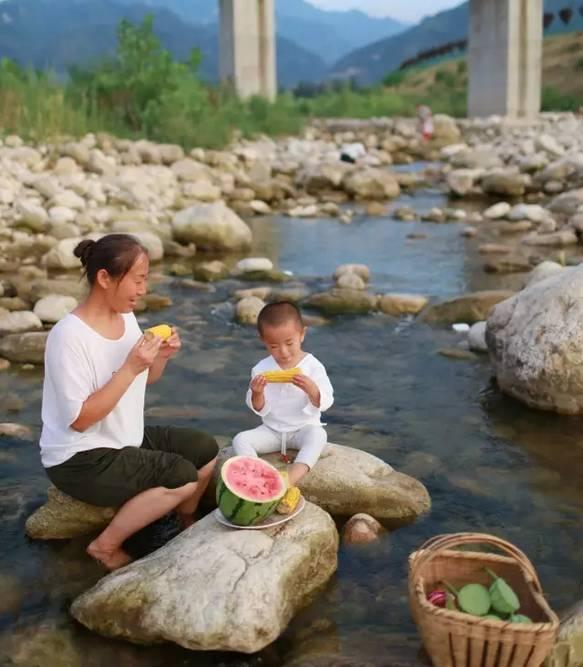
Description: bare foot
xmin=87 ymin=541 xmax=133 ymax=571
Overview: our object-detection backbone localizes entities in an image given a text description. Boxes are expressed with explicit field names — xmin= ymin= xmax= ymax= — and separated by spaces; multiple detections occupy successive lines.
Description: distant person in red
xmin=417 ymin=104 xmax=434 ymax=141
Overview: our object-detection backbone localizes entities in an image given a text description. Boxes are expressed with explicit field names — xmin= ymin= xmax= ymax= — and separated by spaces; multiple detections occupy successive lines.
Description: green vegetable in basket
xmin=509 ymin=614 xmax=532 ymax=624
xmin=485 ymin=567 xmax=520 ymax=615
xmin=444 ymin=580 xmax=491 ymax=616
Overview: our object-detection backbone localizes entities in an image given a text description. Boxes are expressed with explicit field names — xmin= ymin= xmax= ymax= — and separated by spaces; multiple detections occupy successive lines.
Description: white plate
xmin=214 ymin=496 xmax=306 ymax=530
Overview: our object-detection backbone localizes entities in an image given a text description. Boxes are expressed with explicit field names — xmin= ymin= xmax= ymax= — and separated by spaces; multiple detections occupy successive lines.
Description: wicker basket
xmin=408 ymin=533 xmax=559 ymax=667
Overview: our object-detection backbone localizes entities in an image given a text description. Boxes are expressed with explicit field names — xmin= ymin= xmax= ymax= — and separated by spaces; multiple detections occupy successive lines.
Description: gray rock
xmin=0 ymin=311 xmax=43 ymax=334
xmin=172 ymin=201 xmax=252 ymax=251
xmin=71 ymin=503 xmax=338 ymax=653
xmin=483 ymin=202 xmax=511 ymax=220
xmin=487 ymin=265 xmax=583 ymax=413
xmin=0 ymin=331 xmax=48 ymax=363
xmin=333 ymin=264 xmax=370 ymax=283
xmin=420 ymin=290 xmax=515 ymax=325
xmin=25 ymin=486 xmax=115 ymax=539
xmin=235 ymin=296 xmax=265 ymax=325
xmin=468 ymin=321 xmax=488 ymax=352
xmin=33 ymin=295 xmax=77 ymax=323
xmin=342 ymin=168 xmax=400 ymax=200
xmin=305 ymin=289 xmax=378 ymax=315
xmin=378 ymin=294 xmax=428 ymax=316
xmin=549 ymin=188 xmax=583 ymax=217
xmin=482 ymin=170 xmax=527 ymax=198
xmin=525 ymin=261 xmax=565 ymax=288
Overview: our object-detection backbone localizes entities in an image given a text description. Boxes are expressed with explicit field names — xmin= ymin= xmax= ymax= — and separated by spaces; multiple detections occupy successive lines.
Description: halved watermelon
xmin=217 ymin=456 xmax=286 ymax=526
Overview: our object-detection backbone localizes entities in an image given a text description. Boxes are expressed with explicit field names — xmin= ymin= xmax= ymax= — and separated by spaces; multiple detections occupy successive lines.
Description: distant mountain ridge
xmin=110 ymin=0 xmax=408 ymax=64
xmin=330 ymin=0 xmax=583 ymax=85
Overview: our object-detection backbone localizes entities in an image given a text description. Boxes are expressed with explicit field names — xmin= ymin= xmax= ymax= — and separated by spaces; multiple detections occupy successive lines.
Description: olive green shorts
xmin=45 ymin=426 xmax=218 ymax=507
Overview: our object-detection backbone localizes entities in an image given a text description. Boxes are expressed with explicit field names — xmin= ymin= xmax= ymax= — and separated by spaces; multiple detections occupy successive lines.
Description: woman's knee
xmin=232 ymin=431 xmax=253 ymax=453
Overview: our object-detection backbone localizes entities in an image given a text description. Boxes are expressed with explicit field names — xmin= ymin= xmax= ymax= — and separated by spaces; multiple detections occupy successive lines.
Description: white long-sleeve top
xmin=246 ymin=353 xmax=333 ymax=432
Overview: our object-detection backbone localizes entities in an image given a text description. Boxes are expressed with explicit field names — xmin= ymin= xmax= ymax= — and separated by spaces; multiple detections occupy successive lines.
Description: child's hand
xmin=292 ymin=375 xmax=321 ymax=407
xmin=157 ymin=327 xmax=181 ymax=360
xmin=250 ymin=374 xmax=267 ymax=395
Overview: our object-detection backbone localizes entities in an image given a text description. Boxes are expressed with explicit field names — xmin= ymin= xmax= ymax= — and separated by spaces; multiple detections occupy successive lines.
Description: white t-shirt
xmin=39 ymin=312 xmax=147 ymax=468
xmin=246 ymin=353 xmax=333 ymax=432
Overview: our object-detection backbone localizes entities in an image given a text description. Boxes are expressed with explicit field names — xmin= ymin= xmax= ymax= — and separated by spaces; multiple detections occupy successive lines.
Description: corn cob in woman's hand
xmin=261 ymin=368 xmax=302 ymax=383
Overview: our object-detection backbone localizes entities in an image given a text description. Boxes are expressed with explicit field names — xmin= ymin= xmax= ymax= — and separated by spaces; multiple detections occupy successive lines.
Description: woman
xmin=39 ymin=233 xmax=218 ymax=571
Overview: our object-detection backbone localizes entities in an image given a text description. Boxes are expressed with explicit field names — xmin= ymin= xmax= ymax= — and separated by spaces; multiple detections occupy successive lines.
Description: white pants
xmin=232 ymin=424 xmax=327 ymax=470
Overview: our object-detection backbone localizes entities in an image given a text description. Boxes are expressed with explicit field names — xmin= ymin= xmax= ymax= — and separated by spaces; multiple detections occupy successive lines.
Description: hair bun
xmin=73 ymin=239 xmax=96 ymax=266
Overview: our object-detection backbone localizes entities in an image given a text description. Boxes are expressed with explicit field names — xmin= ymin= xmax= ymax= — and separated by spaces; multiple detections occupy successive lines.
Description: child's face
xmin=260 ymin=320 xmax=306 ymax=368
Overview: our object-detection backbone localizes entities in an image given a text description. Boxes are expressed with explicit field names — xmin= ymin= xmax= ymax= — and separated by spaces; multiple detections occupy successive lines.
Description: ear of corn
xmin=276 ymin=486 xmax=301 ymax=515
xmin=261 ymin=368 xmax=302 ymax=383
xmin=145 ymin=324 xmax=172 ymax=341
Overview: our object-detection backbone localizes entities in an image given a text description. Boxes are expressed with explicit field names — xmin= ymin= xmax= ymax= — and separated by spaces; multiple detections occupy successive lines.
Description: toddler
xmin=233 ymin=301 xmax=333 ymax=486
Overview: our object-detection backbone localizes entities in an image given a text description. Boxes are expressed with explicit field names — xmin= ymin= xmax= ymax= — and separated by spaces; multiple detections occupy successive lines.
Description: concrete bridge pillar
xmin=219 ymin=0 xmax=277 ymax=101
xmin=468 ymin=0 xmax=543 ymax=119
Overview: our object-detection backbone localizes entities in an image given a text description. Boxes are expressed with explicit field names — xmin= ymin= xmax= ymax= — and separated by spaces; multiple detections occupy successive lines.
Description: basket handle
xmin=410 ymin=532 xmax=544 ymax=594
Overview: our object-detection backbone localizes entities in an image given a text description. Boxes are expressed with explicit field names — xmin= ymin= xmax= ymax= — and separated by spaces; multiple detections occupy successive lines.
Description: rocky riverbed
xmin=1 ymin=113 xmax=583 ymax=666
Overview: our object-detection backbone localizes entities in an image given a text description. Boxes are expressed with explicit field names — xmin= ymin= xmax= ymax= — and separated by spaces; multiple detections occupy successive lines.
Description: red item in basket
xmin=427 ymin=589 xmax=447 ymax=608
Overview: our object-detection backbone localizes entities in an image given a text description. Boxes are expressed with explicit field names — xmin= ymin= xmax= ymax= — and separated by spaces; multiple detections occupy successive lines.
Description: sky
xmin=307 ymin=0 xmax=462 ymax=23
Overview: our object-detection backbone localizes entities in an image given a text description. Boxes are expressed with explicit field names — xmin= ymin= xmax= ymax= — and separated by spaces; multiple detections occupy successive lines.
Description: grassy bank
xmin=1 ymin=19 xmax=581 ymax=149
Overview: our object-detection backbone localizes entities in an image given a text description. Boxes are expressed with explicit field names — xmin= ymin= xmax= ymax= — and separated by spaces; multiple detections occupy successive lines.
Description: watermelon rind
xmin=217 ymin=456 xmax=286 ymax=526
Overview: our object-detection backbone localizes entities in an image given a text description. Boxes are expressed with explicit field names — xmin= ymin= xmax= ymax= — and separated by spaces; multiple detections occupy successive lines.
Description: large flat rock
xmin=71 ymin=502 xmax=338 ymax=653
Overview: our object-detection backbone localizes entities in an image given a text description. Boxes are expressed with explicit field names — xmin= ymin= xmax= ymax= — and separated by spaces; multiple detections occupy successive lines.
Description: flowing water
xmin=1 ymin=179 xmax=582 ymax=666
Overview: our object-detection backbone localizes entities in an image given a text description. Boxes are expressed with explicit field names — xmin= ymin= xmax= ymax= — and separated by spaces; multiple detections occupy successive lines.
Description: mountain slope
xmin=329 ymin=3 xmax=468 ymax=85
xmin=112 ymin=0 xmax=407 ymax=64
xmin=330 ymin=0 xmax=583 ymax=85
xmin=0 ymin=0 xmax=328 ymax=86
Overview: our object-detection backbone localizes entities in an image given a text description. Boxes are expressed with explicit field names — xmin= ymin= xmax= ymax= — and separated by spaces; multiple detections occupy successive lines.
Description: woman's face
xmin=100 ymin=252 xmax=150 ymax=313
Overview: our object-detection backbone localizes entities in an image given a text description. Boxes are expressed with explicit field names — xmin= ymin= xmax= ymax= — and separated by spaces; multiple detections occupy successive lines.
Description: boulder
xmin=525 ymin=261 xmax=564 ymax=288
xmin=172 ymin=201 xmax=252 ymax=251
xmin=420 ymin=290 xmax=515 ymax=325
xmin=487 ymin=265 xmax=583 ymax=413
xmin=481 ymin=170 xmax=527 ymax=198
xmin=549 ymin=188 xmax=583 ymax=217
xmin=130 ymin=231 xmax=164 ymax=262
xmin=33 ymin=295 xmax=78 ymax=323
xmin=0 ymin=331 xmax=48 ymax=363
xmin=342 ymin=168 xmax=400 ymax=200
xmin=304 ymin=289 xmax=378 ymax=316
xmin=377 ymin=294 xmax=428 ymax=316
xmin=468 ymin=321 xmax=487 ymax=352
xmin=552 ymin=599 xmax=583 ymax=667
xmin=16 ymin=200 xmax=49 ymax=232
xmin=333 ymin=264 xmax=370 ymax=283
xmin=447 ymin=169 xmax=482 ymax=197
xmin=336 ymin=273 xmax=366 ymax=290
xmin=233 ymin=257 xmax=274 ymax=275
xmin=25 ymin=486 xmax=116 ymax=540
xmin=342 ymin=513 xmax=384 ymax=545
xmin=299 ymin=162 xmax=351 ymax=194
xmin=71 ymin=502 xmax=338 ymax=653
xmin=483 ymin=202 xmax=511 ymax=220
xmin=0 ymin=311 xmax=42 ymax=334
xmin=43 ymin=238 xmax=83 ymax=270
xmin=235 ymin=296 xmax=265 ymax=325
xmin=215 ymin=444 xmax=431 ymax=523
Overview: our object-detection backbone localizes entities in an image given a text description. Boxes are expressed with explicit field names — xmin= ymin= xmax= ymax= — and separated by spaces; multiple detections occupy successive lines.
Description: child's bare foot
xmin=87 ymin=540 xmax=133 ymax=571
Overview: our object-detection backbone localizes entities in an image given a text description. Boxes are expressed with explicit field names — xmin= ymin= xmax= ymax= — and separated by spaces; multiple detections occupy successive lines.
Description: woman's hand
xmin=292 ymin=374 xmax=321 ymax=407
xmin=124 ymin=334 xmax=161 ymax=376
xmin=157 ymin=327 xmax=181 ymax=360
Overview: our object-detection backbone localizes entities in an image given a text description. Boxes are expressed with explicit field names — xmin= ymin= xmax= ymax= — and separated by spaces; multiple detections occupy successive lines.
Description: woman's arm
xmin=71 ymin=365 xmax=138 ymax=432
xmin=72 ymin=335 xmax=161 ymax=432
